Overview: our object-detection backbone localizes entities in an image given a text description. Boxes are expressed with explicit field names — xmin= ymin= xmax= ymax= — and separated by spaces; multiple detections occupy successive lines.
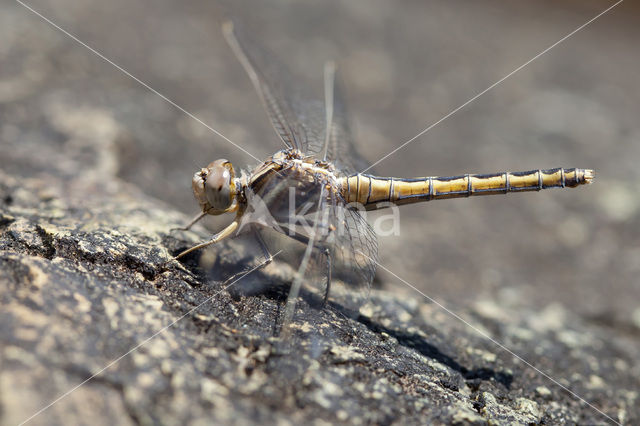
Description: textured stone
xmin=2 ymin=2 xmax=639 ymax=425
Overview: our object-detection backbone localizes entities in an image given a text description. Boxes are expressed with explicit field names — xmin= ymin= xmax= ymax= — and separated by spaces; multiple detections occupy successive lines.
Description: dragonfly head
xmin=192 ymin=159 xmax=239 ymax=215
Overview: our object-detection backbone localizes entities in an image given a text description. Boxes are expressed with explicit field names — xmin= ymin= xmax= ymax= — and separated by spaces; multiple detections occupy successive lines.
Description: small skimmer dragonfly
xmin=176 ymin=22 xmax=594 ymax=327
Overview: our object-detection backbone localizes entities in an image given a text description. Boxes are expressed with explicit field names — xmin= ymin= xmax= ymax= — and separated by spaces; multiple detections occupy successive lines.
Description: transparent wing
xmin=238 ymin=168 xmax=378 ymax=313
xmin=323 ymin=67 xmax=371 ymax=174
xmin=223 ymin=21 xmax=317 ymax=152
xmin=223 ymin=22 xmax=370 ymax=175
xmin=324 ymin=197 xmax=378 ymax=312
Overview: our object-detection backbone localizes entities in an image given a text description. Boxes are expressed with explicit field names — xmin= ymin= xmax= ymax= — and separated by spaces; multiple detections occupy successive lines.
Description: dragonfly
xmin=176 ymin=22 xmax=594 ymax=329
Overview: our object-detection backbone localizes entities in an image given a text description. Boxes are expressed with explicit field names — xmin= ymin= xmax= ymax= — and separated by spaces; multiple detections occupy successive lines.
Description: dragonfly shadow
xmin=172 ymin=241 xmax=509 ymax=389
xmin=356 ymin=315 xmax=513 ymax=390
xmin=173 ymin=238 xmax=510 ymax=388
xmin=173 ymin=237 xmax=338 ymax=306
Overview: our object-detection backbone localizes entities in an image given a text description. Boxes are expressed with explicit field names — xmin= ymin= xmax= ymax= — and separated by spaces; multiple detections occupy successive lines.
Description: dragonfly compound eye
xmin=192 ymin=159 xmax=236 ymax=213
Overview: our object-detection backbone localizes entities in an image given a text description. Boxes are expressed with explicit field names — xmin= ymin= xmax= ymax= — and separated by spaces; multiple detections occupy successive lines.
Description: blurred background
xmin=2 ymin=0 xmax=638 ymax=327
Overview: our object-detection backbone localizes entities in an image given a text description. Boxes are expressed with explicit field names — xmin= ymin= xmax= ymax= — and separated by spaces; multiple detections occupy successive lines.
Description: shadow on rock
xmin=357 ymin=314 xmax=513 ymax=390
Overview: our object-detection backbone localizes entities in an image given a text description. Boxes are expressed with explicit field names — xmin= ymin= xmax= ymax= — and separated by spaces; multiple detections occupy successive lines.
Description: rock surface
xmin=2 ymin=1 xmax=639 ymax=425
xmin=1 ymin=90 xmax=638 ymax=426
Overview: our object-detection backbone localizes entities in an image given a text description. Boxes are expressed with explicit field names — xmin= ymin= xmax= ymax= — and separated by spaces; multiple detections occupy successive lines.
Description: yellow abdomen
xmin=340 ymin=168 xmax=594 ymax=210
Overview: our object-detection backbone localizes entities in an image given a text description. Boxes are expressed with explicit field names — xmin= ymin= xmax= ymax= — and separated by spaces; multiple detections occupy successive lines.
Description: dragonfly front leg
xmin=175 ymin=219 xmax=239 ymax=259
xmin=171 ymin=211 xmax=207 ymax=232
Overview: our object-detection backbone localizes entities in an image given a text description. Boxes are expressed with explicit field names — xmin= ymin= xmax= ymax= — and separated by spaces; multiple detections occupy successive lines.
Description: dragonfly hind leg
xmin=252 ymin=225 xmax=274 ymax=265
xmin=279 ymin=225 xmax=333 ymax=306
xmin=210 ymin=225 xmax=275 ymax=288
xmin=322 ymin=248 xmax=332 ymax=306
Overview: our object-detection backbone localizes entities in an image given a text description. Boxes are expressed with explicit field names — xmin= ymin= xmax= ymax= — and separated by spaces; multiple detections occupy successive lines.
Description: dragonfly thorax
xmin=270 ymin=148 xmax=337 ymax=175
xmin=192 ymin=159 xmax=240 ymax=215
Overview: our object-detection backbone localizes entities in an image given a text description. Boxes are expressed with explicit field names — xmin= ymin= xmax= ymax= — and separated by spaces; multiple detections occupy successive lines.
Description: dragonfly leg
xmin=251 ymin=225 xmax=273 ymax=264
xmin=175 ymin=219 xmax=239 ymax=260
xmin=199 ymin=225 xmax=274 ymax=289
xmin=279 ymin=224 xmax=332 ymax=305
xmin=171 ymin=211 xmax=207 ymax=232
xmin=217 ymin=246 xmax=274 ymax=288
xmin=322 ymin=248 xmax=331 ymax=307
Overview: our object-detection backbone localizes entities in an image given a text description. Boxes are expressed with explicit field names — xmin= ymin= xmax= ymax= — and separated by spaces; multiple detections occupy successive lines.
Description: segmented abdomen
xmin=340 ymin=168 xmax=594 ymax=210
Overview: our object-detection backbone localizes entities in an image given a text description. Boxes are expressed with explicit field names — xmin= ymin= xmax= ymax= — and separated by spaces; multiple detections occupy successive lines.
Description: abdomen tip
xmin=584 ymin=169 xmax=595 ymax=183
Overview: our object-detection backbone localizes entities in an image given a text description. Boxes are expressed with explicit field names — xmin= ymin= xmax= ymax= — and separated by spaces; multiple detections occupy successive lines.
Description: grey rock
xmin=1 ymin=101 xmax=637 ymax=426
xmin=1 ymin=2 xmax=639 ymax=425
